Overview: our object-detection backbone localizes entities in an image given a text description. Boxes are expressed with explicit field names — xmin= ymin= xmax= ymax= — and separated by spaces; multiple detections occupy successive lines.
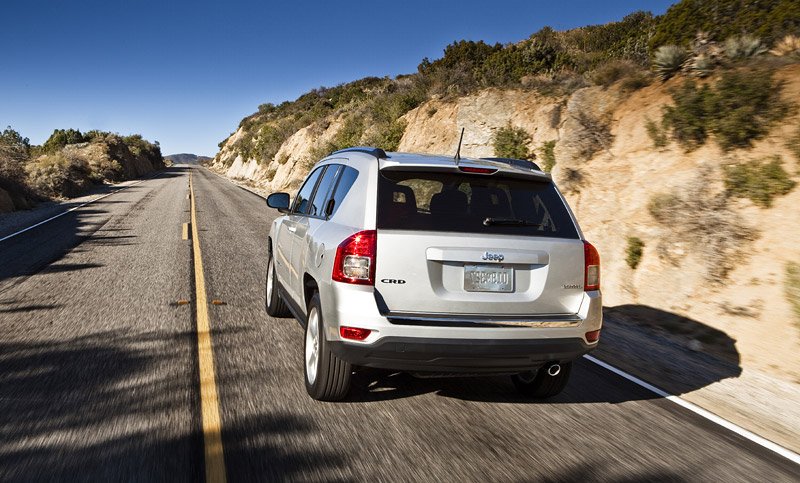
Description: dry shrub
xmin=574 ymin=111 xmax=613 ymax=159
xmin=589 ymin=60 xmax=639 ymax=88
xmin=770 ymin=34 xmax=800 ymax=57
xmin=786 ymin=262 xmax=800 ymax=330
xmin=88 ymin=156 xmax=123 ymax=182
xmin=26 ymin=153 xmax=93 ymax=198
xmin=559 ymin=167 xmax=584 ymax=193
xmin=648 ymin=168 xmax=753 ymax=281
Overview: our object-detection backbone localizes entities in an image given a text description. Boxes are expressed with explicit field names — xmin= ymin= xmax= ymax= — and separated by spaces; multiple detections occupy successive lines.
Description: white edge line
xmin=0 ymin=176 xmax=154 ymax=244
xmin=583 ymin=354 xmax=800 ymax=466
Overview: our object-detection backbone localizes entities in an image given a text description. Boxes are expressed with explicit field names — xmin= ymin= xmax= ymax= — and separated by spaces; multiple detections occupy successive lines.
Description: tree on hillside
xmin=0 ymin=126 xmax=31 ymax=188
xmin=42 ymin=128 xmax=87 ymax=153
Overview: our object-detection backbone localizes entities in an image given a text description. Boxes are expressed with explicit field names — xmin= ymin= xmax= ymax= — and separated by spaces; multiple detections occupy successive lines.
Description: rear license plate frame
xmin=464 ymin=264 xmax=514 ymax=293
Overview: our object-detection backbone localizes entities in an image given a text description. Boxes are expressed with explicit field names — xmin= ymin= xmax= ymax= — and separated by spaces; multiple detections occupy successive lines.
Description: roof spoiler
xmin=331 ymin=146 xmax=388 ymax=159
xmin=480 ymin=157 xmax=541 ymax=172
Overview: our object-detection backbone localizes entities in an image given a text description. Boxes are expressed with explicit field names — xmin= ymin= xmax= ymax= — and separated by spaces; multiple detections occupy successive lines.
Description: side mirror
xmin=266 ymin=192 xmax=290 ymax=213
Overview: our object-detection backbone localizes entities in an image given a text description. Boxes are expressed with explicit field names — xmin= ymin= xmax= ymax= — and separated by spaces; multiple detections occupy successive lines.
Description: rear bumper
xmin=329 ymin=336 xmax=594 ymax=373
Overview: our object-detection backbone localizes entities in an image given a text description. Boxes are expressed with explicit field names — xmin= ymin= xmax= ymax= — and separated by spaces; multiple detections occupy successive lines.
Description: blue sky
xmin=1 ymin=0 xmax=676 ymax=156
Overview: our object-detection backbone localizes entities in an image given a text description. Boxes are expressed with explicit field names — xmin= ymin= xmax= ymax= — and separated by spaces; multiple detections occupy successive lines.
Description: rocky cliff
xmin=212 ymin=63 xmax=800 ymax=382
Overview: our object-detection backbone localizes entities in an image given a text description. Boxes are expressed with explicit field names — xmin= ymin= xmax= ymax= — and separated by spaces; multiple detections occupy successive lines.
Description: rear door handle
xmin=287 ymin=226 xmax=297 ymax=233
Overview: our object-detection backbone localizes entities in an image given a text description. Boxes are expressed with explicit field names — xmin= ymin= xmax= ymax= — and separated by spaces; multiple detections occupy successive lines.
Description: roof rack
xmin=481 ymin=157 xmax=541 ymax=172
xmin=330 ymin=146 xmax=388 ymax=159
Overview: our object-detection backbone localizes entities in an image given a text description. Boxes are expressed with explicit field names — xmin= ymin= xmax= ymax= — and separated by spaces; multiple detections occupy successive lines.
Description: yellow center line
xmin=190 ymin=172 xmax=227 ymax=483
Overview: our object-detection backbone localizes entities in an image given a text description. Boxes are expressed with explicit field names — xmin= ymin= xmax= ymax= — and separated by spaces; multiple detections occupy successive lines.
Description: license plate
xmin=464 ymin=265 xmax=514 ymax=293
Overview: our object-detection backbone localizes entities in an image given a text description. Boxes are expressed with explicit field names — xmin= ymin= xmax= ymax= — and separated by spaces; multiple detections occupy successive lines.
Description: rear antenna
xmin=454 ymin=127 xmax=465 ymax=166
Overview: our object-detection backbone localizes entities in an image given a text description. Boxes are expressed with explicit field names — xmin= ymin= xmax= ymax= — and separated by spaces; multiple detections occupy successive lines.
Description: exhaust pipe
xmin=546 ymin=363 xmax=561 ymax=377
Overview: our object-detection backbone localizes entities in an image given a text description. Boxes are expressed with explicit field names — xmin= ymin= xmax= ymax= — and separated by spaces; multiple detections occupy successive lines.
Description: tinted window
xmin=328 ymin=166 xmax=358 ymax=218
xmin=307 ymin=165 xmax=341 ymax=217
xmin=377 ymin=170 xmax=578 ymax=239
xmin=292 ymin=167 xmax=324 ymax=214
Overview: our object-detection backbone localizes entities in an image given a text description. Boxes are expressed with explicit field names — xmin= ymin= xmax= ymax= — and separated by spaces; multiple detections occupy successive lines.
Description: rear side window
xmin=377 ymin=170 xmax=578 ymax=239
xmin=292 ymin=167 xmax=324 ymax=214
xmin=327 ymin=166 xmax=358 ymax=218
xmin=307 ymin=165 xmax=341 ymax=217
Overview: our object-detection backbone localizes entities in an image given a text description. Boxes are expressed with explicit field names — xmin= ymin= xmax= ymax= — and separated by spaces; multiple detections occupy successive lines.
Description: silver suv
xmin=265 ymin=147 xmax=602 ymax=401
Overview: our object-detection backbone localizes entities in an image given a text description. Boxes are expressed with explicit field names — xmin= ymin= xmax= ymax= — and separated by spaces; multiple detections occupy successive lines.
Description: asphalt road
xmin=0 ymin=165 xmax=797 ymax=482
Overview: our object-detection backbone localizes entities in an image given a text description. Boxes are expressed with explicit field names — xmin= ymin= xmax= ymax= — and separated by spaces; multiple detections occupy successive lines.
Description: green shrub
xmin=562 ymin=11 xmax=657 ymax=66
xmin=626 ymin=236 xmax=645 ymax=269
xmin=253 ymin=120 xmax=295 ymax=164
xmin=42 ymin=128 xmax=87 ymax=154
xmin=419 ymin=40 xmax=502 ymax=95
xmin=541 ymin=140 xmax=557 ymax=172
xmin=477 ymin=43 xmax=534 ymax=87
xmin=653 ymin=45 xmax=687 ymax=81
xmin=364 ymin=119 xmax=407 ymax=152
xmin=661 ymin=69 xmax=789 ymax=151
xmin=661 ymin=80 xmax=713 ymax=149
xmin=645 ymin=118 xmax=668 ymax=148
xmin=493 ymin=125 xmax=533 ymax=160
xmin=708 ymin=69 xmax=789 ymax=150
xmin=724 ymin=35 xmax=767 ymax=60
xmin=649 ymin=0 xmax=800 ymax=50
xmin=786 ymin=262 xmax=800 ymax=328
xmin=723 ymin=156 xmax=796 ymax=207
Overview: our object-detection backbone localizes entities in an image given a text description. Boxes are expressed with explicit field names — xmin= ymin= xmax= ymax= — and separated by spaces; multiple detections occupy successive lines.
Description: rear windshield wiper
xmin=483 ymin=217 xmax=542 ymax=227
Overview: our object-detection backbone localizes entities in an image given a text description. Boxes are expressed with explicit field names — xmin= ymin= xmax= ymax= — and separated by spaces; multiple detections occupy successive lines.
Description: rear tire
xmin=265 ymin=253 xmax=290 ymax=317
xmin=304 ymin=292 xmax=352 ymax=401
xmin=512 ymin=362 xmax=572 ymax=398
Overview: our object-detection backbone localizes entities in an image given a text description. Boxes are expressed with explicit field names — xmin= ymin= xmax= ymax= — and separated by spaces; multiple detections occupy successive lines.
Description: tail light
xmin=585 ymin=329 xmax=601 ymax=343
xmin=332 ymin=230 xmax=377 ymax=285
xmin=583 ymin=241 xmax=600 ymax=291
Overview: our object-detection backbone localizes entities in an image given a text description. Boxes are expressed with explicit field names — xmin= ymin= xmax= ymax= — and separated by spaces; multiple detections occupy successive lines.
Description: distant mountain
xmin=165 ymin=153 xmax=212 ymax=165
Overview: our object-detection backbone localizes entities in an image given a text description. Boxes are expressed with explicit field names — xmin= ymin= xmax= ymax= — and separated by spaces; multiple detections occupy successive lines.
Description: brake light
xmin=585 ymin=329 xmax=601 ymax=343
xmin=340 ymin=326 xmax=372 ymax=341
xmin=583 ymin=241 xmax=600 ymax=291
xmin=459 ymin=166 xmax=497 ymax=174
xmin=332 ymin=230 xmax=377 ymax=285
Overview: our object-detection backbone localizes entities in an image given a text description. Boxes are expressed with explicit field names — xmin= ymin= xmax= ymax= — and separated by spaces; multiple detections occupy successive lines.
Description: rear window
xmin=377 ymin=170 xmax=579 ymax=239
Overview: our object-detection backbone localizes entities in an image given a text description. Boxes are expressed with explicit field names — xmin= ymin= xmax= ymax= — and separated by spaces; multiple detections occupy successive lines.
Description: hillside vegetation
xmin=213 ymin=0 xmax=800 ymax=382
xmin=215 ymin=0 xmax=800 ymax=174
xmin=0 ymin=127 xmax=164 ymax=212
